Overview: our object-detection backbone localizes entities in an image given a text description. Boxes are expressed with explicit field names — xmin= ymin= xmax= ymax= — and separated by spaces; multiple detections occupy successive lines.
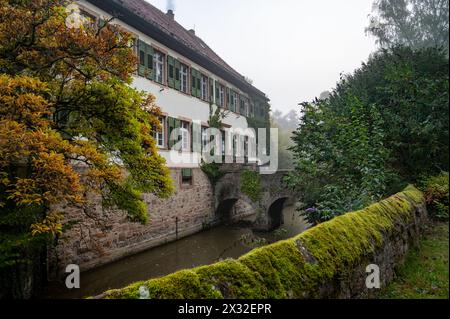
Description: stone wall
xmin=51 ymin=168 xmax=218 ymax=276
xmin=98 ymin=185 xmax=428 ymax=299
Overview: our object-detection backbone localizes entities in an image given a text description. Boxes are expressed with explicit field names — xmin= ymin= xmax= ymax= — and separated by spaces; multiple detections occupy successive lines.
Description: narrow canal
xmin=43 ymin=204 xmax=309 ymax=299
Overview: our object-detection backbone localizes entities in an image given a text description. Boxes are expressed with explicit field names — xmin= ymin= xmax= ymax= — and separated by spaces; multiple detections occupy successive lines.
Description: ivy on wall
xmin=200 ymin=104 xmax=229 ymax=185
xmin=241 ymin=170 xmax=262 ymax=202
xmin=200 ymin=160 xmax=225 ymax=185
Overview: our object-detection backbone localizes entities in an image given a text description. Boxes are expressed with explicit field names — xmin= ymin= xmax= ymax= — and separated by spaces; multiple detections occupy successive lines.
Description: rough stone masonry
xmin=97 ymin=185 xmax=428 ymax=299
xmin=49 ymin=168 xmax=234 ymax=277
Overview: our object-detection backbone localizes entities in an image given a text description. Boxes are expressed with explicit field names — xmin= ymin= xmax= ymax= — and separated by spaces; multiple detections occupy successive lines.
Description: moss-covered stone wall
xmin=97 ymin=185 xmax=427 ymax=299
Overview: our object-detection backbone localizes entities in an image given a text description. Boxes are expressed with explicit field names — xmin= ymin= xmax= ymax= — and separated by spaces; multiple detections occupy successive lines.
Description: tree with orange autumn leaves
xmin=0 ymin=0 xmax=173 ymax=295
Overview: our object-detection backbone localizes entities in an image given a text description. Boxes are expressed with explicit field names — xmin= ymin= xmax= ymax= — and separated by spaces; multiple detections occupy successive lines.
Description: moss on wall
xmin=100 ymin=185 xmax=425 ymax=299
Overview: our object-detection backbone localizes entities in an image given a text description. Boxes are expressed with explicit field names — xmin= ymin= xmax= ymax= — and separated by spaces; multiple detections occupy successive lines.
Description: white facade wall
xmin=77 ymin=1 xmax=252 ymax=168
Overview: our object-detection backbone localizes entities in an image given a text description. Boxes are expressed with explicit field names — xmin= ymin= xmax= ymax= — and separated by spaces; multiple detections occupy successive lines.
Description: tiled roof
xmin=88 ymin=0 xmax=267 ymax=99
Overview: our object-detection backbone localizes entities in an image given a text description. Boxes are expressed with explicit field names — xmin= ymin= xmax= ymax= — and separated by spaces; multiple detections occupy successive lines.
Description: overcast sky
xmin=146 ymin=0 xmax=378 ymax=114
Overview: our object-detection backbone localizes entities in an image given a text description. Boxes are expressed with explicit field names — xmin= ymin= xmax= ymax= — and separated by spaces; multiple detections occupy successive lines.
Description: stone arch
xmin=215 ymin=198 xmax=257 ymax=224
xmin=267 ymin=197 xmax=289 ymax=230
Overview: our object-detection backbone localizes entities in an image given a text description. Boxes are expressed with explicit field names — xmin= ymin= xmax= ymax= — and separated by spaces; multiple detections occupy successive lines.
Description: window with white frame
xmin=181 ymin=121 xmax=190 ymax=151
xmin=153 ymin=51 xmax=165 ymax=84
xmin=153 ymin=117 xmax=165 ymax=148
xmin=180 ymin=64 xmax=189 ymax=93
xmin=201 ymin=75 xmax=208 ymax=101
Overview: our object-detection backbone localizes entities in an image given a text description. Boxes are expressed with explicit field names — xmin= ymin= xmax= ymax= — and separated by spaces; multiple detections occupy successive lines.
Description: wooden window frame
xmin=179 ymin=63 xmax=189 ymax=94
xmin=218 ymin=83 xmax=225 ymax=107
xmin=153 ymin=116 xmax=166 ymax=149
xmin=180 ymin=120 xmax=191 ymax=152
xmin=200 ymin=74 xmax=209 ymax=101
xmin=153 ymin=50 xmax=166 ymax=85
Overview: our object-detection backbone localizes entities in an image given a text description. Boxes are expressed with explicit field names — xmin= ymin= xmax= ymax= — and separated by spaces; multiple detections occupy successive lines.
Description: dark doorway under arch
xmin=215 ymin=199 xmax=238 ymax=224
xmin=268 ymin=197 xmax=288 ymax=230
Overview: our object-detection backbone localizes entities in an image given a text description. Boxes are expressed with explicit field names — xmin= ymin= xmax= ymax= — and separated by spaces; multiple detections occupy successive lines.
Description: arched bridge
xmin=214 ymin=166 xmax=295 ymax=231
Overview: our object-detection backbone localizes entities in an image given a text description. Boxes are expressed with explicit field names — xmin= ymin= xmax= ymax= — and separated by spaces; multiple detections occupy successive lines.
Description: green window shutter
xmin=192 ymin=122 xmax=201 ymax=153
xmin=182 ymin=168 xmax=192 ymax=178
xmin=249 ymin=100 xmax=254 ymax=117
xmin=191 ymin=69 xmax=197 ymax=96
xmin=168 ymin=117 xmax=175 ymax=149
xmin=175 ymin=119 xmax=181 ymax=129
xmin=196 ymin=75 xmax=201 ymax=98
xmin=174 ymin=59 xmax=181 ymax=91
xmin=195 ymin=71 xmax=202 ymax=98
xmin=232 ymin=91 xmax=236 ymax=113
xmin=146 ymin=45 xmax=154 ymax=80
xmin=167 ymin=56 xmax=175 ymax=88
xmin=174 ymin=119 xmax=181 ymax=150
xmin=215 ymin=81 xmax=220 ymax=106
xmin=236 ymin=93 xmax=242 ymax=114
xmin=190 ymin=122 xmax=194 ymax=152
xmin=175 ymin=118 xmax=181 ymax=142
xmin=138 ymin=40 xmax=146 ymax=76
xmin=209 ymin=78 xmax=214 ymax=103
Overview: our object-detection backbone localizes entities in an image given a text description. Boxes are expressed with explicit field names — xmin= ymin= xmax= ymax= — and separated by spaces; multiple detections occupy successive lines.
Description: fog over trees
xmin=271 ymin=110 xmax=299 ymax=169
xmin=366 ymin=0 xmax=449 ymax=50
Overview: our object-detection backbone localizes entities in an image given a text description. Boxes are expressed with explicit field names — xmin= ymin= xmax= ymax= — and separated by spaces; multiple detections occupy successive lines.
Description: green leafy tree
xmin=287 ymin=94 xmax=393 ymax=224
xmin=271 ymin=110 xmax=298 ymax=169
xmin=419 ymin=172 xmax=449 ymax=220
xmin=0 ymin=0 xmax=173 ymax=297
xmin=332 ymin=46 xmax=449 ymax=179
xmin=288 ymin=46 xmax=448 ymax=224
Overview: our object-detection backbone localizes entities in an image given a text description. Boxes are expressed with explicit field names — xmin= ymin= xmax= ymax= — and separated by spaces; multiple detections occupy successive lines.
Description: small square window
xmin=181 ymin=168 xmax=193 ymax=185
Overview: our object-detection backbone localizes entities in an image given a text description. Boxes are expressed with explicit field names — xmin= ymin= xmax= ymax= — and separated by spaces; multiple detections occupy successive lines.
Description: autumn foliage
xmin=0 ymin=0 xmax=173 ymax=292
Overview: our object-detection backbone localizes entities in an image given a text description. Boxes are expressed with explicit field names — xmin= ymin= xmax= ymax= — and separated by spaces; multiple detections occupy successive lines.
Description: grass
xmin=378 ymin=222 xmax=449 ymax=299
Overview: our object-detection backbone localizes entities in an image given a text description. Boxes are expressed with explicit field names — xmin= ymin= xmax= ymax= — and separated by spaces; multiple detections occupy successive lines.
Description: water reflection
xmin=43 ymin=205 xmax=309 ymax=299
